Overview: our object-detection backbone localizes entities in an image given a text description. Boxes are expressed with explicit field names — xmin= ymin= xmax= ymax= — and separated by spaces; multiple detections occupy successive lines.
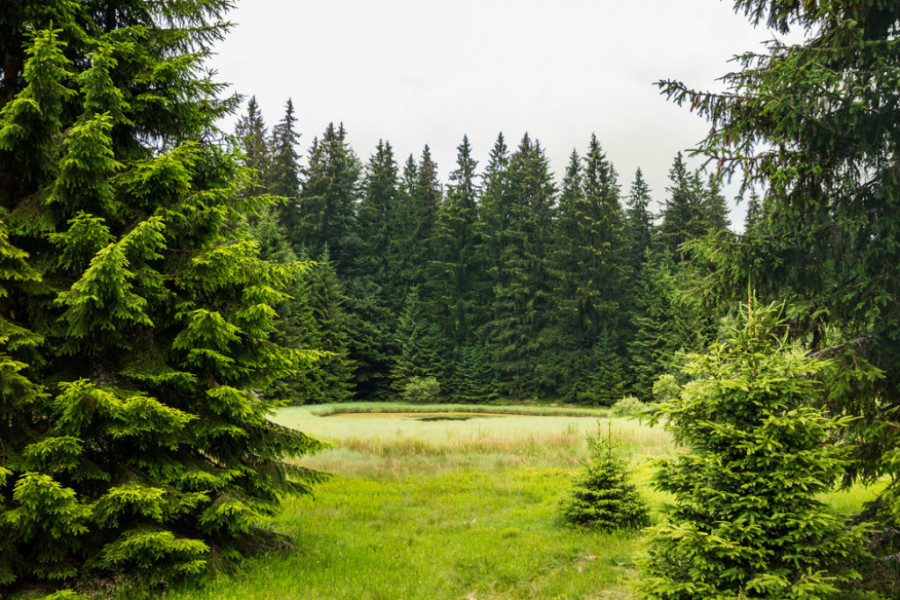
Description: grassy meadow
xmin=160 ymin=403 xmax=880 ymax=600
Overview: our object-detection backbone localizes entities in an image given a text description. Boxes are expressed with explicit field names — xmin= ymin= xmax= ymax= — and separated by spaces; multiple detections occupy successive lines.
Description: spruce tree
xmin=405 ymin=145 xmax=443 ymax=294
xmin=350 ymin=140 xmax=403 ymax=397
xmin=269 ymin=98 xmax=302 ymax=232
xmin=431 ymin=135 xmax=483 ymax=393
xmin=624 ymin=168 xmax=655 ymax=271
xmin=294 ymin=123 xmax=360 ymax=274
xmin=0 ymin=4 xmax=323 ymax=597
xmin=390 ymin=287 xmax=437 ymax=394
xmin=415 ymin=145 xmax=443 ymax=227
xmin=638 ymin=300 xmax=868 ymax=599
xmin=478 ymin=132 xmax=512 ymax=298
xmin=355 ymin=139 xmax=401 ymax=295
xmin=305 ymin=248 xmax=353 ymax=404
xmin=702 ymin=174 xmax=730 ymax=232
xmin=482 ymin=134 xmax=556 ymax=399
xmin=560 ymin=423 xmax=650 ymax=531
xmin=545 ymin=150 xmax=586 ymax=400
xmin=659 ymin=6 xmax=900 ymax=580
xmin=579 ymin=135 xmax=628 ymax=340
xmin=658 ymin=153 xmax=707 ymax=262
xmin=551 ymin=150 xmax=586 ymax=339
xmin=743 ymin=189 xmax=764 ymax=232
xmin=550 ymin=137 xmax=629 ymax=401
xmin=234 ymin=96 xmax=271 ymax=199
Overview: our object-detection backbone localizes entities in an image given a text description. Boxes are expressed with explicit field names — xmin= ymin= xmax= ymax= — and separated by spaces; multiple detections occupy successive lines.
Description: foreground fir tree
xmin=638 ymin=300 xmax=868 ymax=600
xmin=0 ymin=4 xmax=323 ymax=597
xmin=660 ymin=2 xmax=900 ymax=587
xmin=559 ymin=423 xmax=650 ymax=530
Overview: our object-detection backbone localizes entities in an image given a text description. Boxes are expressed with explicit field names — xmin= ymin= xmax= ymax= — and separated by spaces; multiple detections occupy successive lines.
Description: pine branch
xmin=806 ymin=335 xmax=874 ymax=359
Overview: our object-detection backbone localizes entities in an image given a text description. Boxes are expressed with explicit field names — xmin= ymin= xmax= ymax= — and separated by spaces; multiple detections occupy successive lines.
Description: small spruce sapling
xmin=638 ymin=299 xmax=869 ymax=600
xmin=559 ymin=421 xmax=651 ymax=531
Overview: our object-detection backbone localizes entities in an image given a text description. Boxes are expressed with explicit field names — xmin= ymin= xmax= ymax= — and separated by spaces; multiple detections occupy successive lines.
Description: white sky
xmin=210 ymin=0 xmax=784 ymax=228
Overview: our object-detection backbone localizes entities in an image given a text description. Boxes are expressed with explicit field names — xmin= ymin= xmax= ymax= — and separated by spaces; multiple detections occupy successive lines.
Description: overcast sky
xmin=210 ymin=0 xmax=784 ymax=228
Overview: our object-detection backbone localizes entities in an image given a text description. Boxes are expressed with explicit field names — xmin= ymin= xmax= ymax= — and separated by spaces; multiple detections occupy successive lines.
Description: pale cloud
xmin=211 ymin=0 xmax=789 ymax=226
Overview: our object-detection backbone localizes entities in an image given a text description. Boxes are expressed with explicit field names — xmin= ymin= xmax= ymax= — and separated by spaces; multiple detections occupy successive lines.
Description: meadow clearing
xmin=161 ymin=403 xmax=879 ymax=600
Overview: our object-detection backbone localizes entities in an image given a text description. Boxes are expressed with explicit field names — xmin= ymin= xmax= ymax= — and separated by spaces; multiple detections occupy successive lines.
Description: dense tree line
xmin=236 ymin=100 xmax=732 ymax=405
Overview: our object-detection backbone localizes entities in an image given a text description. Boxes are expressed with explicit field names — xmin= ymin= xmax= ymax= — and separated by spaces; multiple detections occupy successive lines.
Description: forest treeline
xmin=238 ymin=97 xmax=746 ymax=405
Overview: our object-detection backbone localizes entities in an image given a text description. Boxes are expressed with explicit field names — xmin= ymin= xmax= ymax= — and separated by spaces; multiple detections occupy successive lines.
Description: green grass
xmin=305 ymin=401 xmax=612 ymax=418
xmin=160 ymin=403 xmax=881 ymax=600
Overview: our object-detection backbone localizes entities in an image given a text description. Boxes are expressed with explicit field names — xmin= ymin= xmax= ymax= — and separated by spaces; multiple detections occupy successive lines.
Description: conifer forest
xmin=2 ymin=1 xmax=900 ymax=599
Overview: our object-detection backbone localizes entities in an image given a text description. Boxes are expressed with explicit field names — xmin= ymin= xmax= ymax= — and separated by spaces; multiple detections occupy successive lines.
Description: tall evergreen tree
xmin=294 ymin=123 xmax=361 ymax=274
xmin=415 ymin=145 xmax=443 ymax=225
xmin=399 ymin=145 xmax=442 ymax=293
xmin=545 ymin=150 xmax=588 ymax=400
xmin=390 ymin=287 xmax=437 ymax=394
xmin=702 ymin=174 xmax=730 ymax=232
xmin=269 ymin=98 xmax=302 ymax=231
xmin=234 ymin=96 xmax=271 ymax=199
xmin=743 ymin=189 xmax=764 ymax=232
xmin=478 ymin=132 xmax=512 ymax=300
xmin=579 ymin=135 xmax=628 ymax=339
xmin=305 ymin=248 xmax=354 ymax=404
xmin=551 ymin=150 xmax=586 ymax=337
xmin=401 ymin=154 xmax=418 ymax=199
xmin=0 ymin=5 xmax=323 ymax=596
xmin=394 ymin=154 xmax=420 ymax=290
xmin=624 ymin=168 xmax=655 ymax=271
xmin=346 ymin=140 xmax=403 ymax=398
xmin=482 ymin=134 xmax=557 ymax=399
xmin=550 ymin=137 xmax=629 ymax=401
xmin=660 ymin=5 xmax=900 ymax=581
xmin=355 ymin=139 xmax=401 ymax=295
xmin=432 ymin=136 xmax=482 ymax=362
xmin=658 ymin=153 xmax=707 ymax=262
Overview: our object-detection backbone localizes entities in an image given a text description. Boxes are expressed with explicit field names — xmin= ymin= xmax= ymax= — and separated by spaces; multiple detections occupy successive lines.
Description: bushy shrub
xmin=559 ymin=424 xmax=651 ymax=530
xmin=610 ymin=396 xmax=647 ymax=418
xmin=651 ymin=373 xmax=680 ymax=403
xmin=403 ymin=376 xmax=441 ymax=403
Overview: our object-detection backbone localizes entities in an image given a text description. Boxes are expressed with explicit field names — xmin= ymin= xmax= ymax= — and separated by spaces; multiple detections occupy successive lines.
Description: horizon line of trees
xmin=236 ymin=96 xmax=747 ymax=405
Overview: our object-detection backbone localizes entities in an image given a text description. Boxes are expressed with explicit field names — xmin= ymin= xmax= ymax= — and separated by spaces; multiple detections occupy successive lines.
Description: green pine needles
xmin=0 ymin=3 xmax=325 ymax=598
xmin=559 ymin=422 xmax=650 ymax=531
xmin=638 ymin=300 xmax=869 ymax=600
